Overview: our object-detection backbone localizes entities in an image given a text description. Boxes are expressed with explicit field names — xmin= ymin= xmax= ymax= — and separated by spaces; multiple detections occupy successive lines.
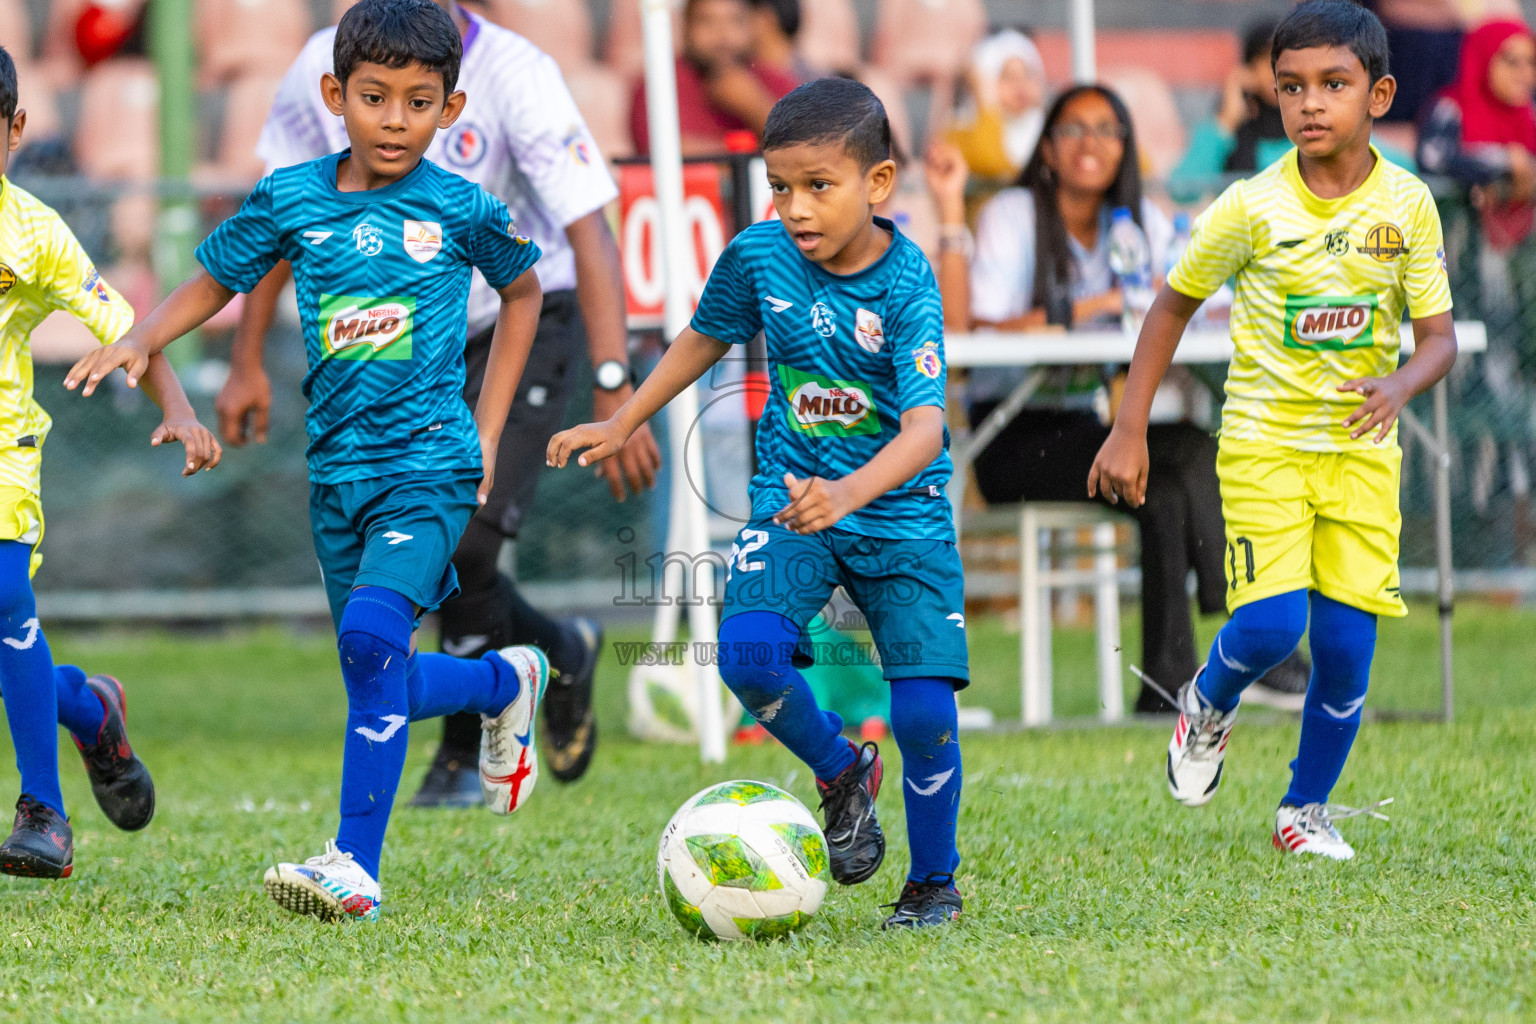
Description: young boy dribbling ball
xmin=549 ymin=78 xmax=968 ymax=929
xmin=67 ymin=0 xmax=551 ymax=920
xmin=0 ymin=46 xmax=222 ymax=878
xmin=1089 ymin=0 xmax=1458 ymax=859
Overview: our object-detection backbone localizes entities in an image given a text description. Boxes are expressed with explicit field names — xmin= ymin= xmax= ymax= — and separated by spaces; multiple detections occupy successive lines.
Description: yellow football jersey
xmin=1168 ymin=147 xmax=1453 ymax=451
xmin=0 ymin=175 xmax=133 ymax=491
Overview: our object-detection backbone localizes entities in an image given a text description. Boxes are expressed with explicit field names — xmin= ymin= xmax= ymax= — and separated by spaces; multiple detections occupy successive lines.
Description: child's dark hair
xmin=749 ymin=0 xmax=800 ymax=39
xmin=1242 ymin=19 xmax=1278 ymax=65
xmin=1016 ymin=84 xmax=1143 ymax=327
xmin=0 ymin=45 xmax=15 ymax=124
xmin=334 ymin=0 xmax=462 ymax=95
xmin=1271 ymin=0 xmax=1390 ymax=84
xmin=761 ymin=78 xmax=892 ymax=169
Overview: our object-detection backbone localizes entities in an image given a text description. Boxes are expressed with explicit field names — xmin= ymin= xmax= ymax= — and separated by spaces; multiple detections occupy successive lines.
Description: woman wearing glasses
xmin=927 ymin=84 xmax=1308 ymax=714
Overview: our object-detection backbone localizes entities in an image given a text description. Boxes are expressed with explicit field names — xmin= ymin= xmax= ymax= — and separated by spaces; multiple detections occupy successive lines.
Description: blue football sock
xmin=53 ymin=664 xmax=107 ymax=744
xmin=334 ymin=586 xmax=416 ymax=881
xmin=406 ymin=651 xmax=521 ymax=721
xmin=718 ymin=612 xmax=856 ymax=782
xmin=1197 ymin=589 xmax=1309 ymax=712
xmin=890 ymin=676 xmax=962 ymax=883
xmin=1284 ymin=593 xmax=1376 ymax=807
xmin=0 ymin=542 xmax=66 ymax=815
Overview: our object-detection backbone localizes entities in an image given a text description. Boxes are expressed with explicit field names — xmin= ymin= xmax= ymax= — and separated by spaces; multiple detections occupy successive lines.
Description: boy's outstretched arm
xmin=215 ymin=262 xmax=290 ymax=446
xmin=64 ymin=270 xmax=237 ymax=395
xmin=138 ymin=354 xmax=223 ymax=476
xmin=474 ymin=267 xmax=544 ymax=506
xmin=546 ymin=326 xmax=731 ymax=470
xmin=1339 ymin=310 xmax=1457 ymax=443
xmin=774 ymin=406 xmax=945 ymax=535
xmin=1087 ymin=285 xmax=1203 ymax=507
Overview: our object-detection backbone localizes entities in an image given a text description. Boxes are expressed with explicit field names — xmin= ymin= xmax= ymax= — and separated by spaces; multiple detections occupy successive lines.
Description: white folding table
xmin=945 ymin=323 xmax=1488 ymax=724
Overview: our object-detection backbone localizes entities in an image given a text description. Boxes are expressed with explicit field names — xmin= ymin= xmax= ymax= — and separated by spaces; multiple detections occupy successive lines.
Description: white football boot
xmin=480 ymin=646 xmax=552 ymax=815
xmin=264 ymin=840 xmax=382 ymax=922
xmin=1273 ymin=799 xmax=1393 ymax=860
xmin=1166 ymin=670 xmax=1239 ymax=807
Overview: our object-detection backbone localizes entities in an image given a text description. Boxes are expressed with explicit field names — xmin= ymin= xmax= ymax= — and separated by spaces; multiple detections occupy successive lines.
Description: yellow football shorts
xmin=0 ymin=447 xmax=46 ymax=578
xmin=1217 ymin=437 xmax=1406 ymax=618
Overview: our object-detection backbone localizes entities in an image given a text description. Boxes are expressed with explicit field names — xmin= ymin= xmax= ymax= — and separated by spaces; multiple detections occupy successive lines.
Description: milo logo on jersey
xmin=778 ymin=366 xmax=880 ymax=437
xmin=1283 ymin=294 xmax=1381 ymax=351
xmin=320 ymin=294 xmax=415 ymax=360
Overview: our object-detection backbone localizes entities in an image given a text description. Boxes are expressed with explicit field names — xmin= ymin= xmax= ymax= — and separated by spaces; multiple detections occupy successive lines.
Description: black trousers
xmin=969 ymin=406 xmax=1227 ymax=696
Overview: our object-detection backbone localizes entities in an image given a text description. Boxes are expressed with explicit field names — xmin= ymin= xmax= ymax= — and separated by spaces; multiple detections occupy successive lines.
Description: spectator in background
xmin=1368 ymin=0 xmax=1463 ymax=125
xmin=1419 ymin=19 xmax=1536 ymax=539
xmin=630 ymin=0 xmax=799 ymax=154
xmin=943 ymin=29 xmax=1046 ymax=190
xmin=1419 ymin=19 xmax=1536 ymax=251
xmin=1171 ymin=17 xmax=1412 ymax=201
xmin=926 ymin=85 xmax=1308 ymax=712
xmin=1169 ymin=20 xmax=1284 ymax=198
xmin=748 ymin=0 xmax=814 ymax=84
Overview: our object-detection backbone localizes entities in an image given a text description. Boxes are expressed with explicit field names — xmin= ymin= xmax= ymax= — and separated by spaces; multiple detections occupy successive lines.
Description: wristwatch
xmin=594 ymin=359 xmax=631 ymax=392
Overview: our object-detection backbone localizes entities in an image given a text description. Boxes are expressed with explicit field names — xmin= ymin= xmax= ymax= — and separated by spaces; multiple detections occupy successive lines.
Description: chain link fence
xmin=14 ymin=173 xmax=1535 ymax=617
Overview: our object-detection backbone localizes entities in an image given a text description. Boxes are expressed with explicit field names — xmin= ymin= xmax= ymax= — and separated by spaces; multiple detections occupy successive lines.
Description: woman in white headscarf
xmin=945 ymin=29 xmax=1047 ymax=187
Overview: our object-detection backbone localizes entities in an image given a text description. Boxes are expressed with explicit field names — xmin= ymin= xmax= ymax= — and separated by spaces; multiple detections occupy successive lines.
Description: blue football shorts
xmin=721 ymin=519 xmax=970 ymax=687
xmin=309 ymin=469 xmax=481 ymax=629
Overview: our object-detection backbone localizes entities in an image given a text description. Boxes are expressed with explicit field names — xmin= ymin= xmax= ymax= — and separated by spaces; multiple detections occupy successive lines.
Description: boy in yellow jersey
xmin=0 ymin=48 xmax=221 ymax=878
xmin=1089 ymin=1 xmax=1457 ymax=860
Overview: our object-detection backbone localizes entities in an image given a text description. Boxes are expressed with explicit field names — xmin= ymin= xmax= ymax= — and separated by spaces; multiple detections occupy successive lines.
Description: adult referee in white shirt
xmin=216 ymin=0 xmax=661 ymax=803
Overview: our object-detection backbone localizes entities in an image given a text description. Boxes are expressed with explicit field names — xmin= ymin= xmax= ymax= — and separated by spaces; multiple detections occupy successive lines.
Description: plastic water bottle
xmin=1165 ymin=212 xmax=1201 ymax=329
xmin=1166 ymin=212 xmax=1192 ymax=270
xmin=1107 ymin=206 xmax=1154 ymax=335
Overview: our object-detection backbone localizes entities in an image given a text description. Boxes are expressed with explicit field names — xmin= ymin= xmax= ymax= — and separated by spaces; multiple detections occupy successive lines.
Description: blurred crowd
xmin=7 ymin=0 xmax=1536 ymax=699
xmin=3 ymin=0 xmax=1533 ymax=282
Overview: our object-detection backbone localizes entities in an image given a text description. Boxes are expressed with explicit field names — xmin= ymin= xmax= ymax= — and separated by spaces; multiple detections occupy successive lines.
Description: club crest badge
xmin=855 ymin=308 xmax=885 ymax=353
xmin=403 ymin=220 xmax=442 ymax=263
xmin=912 ymin=341 xmax=942 ymax=379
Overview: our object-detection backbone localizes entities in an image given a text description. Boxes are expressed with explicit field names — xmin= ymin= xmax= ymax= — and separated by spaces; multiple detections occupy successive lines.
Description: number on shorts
xmin=727 ymin=529 xmax=769 ymax=581
xmin=1228 ymin=536 xmax=1256 ymax=588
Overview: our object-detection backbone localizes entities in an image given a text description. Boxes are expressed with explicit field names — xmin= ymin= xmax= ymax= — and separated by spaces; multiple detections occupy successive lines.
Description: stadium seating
xmin=199 ymin=72 xmax=285 ymax=186
xmin=1101 ymin=66 xmax=1187 ymax=183
xmin=869 ymin=0 xmax=984 ymax=87
xmin=603 ymin=0 xmax=682 ymax=81
xmin=195 ymin=0 xmax=312 ymax=86
xmin=565 ymin=61 xmax=635 ymax=159
xmin=74 ymin=56 xmax=157 ymax=259
xmin=484 ymin=0 xmax=595 ymax=71
xmin=11 ymin=63 xmax=63 ymax=141
xmin=0 ymin=0 xmax=30 ymax=57
xmin=796 ymin=0 xmax=861 ymax=74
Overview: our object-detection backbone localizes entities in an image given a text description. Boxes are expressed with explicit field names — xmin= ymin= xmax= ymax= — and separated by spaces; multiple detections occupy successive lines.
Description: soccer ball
xmin=657 ymin=779 xmax=831 ymax=941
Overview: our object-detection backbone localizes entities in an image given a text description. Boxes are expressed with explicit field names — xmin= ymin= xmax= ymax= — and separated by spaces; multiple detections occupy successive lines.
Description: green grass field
xmin=0 ymin=602 xmax=1533 ymax=1022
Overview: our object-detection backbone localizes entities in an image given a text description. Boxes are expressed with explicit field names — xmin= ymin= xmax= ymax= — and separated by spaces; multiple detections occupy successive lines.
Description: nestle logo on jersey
xmin=1283 ymin=294 xmax=1379 ymax=351
xmin=777 ymin=365 xmax=879 ymax=436
xmin=320 ymin=293 xmax=416 ymax=360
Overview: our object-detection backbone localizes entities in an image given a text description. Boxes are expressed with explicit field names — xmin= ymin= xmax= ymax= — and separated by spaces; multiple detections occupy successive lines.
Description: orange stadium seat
xmin=196 ymin=0 xmax=312 ymax=86
xmin=603 ymin=0 xmax=682 ymax=82
xmin=11 ymin=63 xmax=62 ymax=141
xmin=870 ymin=0 xmax=985 ymax=87
xmin=38 ymin=0 xmax=88 ymax=85
xmin=197 ymin=72 xmax=285 ymax=186
xmin=74 ymin=57 xmax=157 ymax=259
xmin=855 ymin=65 xmax=913 ymax=161
xmin=483 ymin=0 xmax=594 ymax=71
xmin=1032 ymin=30 xmax=1239 ymax=90
xmin=564 ymin=61 xmax=635 ymax=160
xmin=0 ymin=0 xmax=31 ymax=57
xmin=1101 ymin=66 xmax=1186 ymax=183
xmin=797 ymin=0 xmax=861 ymax=74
